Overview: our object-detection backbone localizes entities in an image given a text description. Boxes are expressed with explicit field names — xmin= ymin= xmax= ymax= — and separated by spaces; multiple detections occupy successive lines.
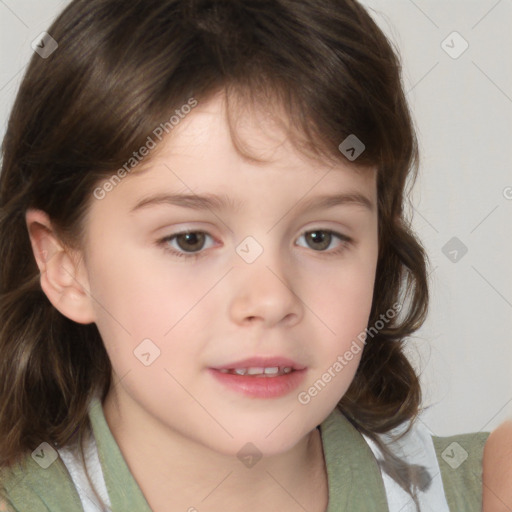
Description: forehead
xmin=85 ymin=93 xmax=377 ymax=233
xmin=126 ymin=92 xmax=377 ymax=193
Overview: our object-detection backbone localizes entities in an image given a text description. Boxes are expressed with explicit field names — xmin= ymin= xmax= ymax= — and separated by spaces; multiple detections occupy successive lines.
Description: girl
xmin=0 ymin=0 xmax=488 ymax=511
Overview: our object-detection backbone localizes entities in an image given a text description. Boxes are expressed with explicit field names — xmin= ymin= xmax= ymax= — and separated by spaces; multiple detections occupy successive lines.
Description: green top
xmin=0 ymin=398 xmax=489 ymax=511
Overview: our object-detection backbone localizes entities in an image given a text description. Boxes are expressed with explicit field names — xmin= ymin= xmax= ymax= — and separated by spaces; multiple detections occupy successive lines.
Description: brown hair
xmin=0 ymin=0 xmax=429 ymax=508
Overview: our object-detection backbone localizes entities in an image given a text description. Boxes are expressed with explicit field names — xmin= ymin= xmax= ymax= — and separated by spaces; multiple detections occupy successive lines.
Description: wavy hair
xmin=0 ymin=0 xmax=429 ymax=509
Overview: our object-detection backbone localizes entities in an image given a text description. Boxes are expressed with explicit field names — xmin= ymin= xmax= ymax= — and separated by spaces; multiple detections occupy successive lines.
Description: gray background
xmin=1 ymin=0 xmax=511 ymax=436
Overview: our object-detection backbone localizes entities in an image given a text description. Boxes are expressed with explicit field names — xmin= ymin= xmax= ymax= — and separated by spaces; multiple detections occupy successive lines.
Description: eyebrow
xmin=129 ymin=191 xmax=374 ymax=214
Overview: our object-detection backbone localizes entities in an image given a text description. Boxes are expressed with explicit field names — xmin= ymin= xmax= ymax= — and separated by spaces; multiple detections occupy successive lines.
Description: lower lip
xmin=208 ymin=368 xmax=307 ymax=398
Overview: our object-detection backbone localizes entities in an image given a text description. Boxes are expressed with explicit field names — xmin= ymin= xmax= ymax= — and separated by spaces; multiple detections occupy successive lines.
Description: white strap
xmin=57 ymin=434 xmax=112 ymax=512
xmin=362 ymin=420 xmax=450 ymax=512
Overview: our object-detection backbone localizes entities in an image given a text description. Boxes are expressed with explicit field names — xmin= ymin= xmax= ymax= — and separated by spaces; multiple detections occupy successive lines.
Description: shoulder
xmin=363 ymin=419 xmax=487 ymax=511
xmin=482 ymin=420 xmax=512 ymax=511
xmin=0 ymin=446 xmax=84 ymax=512
xmin=431 ymin=429 xmax=490 ymax=512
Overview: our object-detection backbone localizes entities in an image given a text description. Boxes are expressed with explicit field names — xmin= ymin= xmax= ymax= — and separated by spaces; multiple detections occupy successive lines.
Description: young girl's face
xmin=79 ymin=92 xmax=379 ymax=456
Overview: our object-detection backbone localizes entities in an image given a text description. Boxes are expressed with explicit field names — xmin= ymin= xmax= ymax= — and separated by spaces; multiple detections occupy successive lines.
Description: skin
xmin=26 ymin=92 xmax=379 ymax=512
xmin=483 ymin=420 xmax=512 ymax=511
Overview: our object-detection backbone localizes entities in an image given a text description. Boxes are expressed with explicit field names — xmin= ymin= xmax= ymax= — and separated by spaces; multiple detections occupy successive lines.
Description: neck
xmin=102 ymin=390 xmax=329 ymax=512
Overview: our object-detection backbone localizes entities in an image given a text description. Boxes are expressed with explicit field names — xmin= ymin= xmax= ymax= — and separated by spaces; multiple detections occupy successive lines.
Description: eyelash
xmin=156 ymin=229 xmax=353 ymax=260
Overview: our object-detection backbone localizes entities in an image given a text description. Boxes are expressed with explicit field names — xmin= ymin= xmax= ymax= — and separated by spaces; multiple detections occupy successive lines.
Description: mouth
xmin=208 ymin=357 xmax=307 ymax=398
xmin=211 ymin=356 xmax=305 ymax=373
xmin=217 ymin=366 xmax=295 ymax=377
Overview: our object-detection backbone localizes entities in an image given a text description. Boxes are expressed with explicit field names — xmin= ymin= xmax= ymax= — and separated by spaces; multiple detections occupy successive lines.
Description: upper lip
xmin=211 ymin=357 xmax=306 ymax=371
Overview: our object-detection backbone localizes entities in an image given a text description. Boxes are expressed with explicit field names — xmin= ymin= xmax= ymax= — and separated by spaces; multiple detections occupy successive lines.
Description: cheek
xmin=297 ymin=266 xmax=375 ymax=408
xmin=309 ymin=257 xmax=377 ymax=337
xmin=86 ymin=247 xmax=216 ymax=373
xmin=87 ymin=245 xmax=202 ymax=330
xmin=299 ymin=253 xmax=377 ymax=404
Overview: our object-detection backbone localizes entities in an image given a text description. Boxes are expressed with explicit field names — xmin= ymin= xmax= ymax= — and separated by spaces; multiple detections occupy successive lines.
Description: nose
xmin=228 ymin=252 xmax=304 ymax=328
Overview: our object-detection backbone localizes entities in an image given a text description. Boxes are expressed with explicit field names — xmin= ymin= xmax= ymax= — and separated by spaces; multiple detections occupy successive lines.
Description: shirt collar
xmin=88 ymin=397 xmax=388 ymax=511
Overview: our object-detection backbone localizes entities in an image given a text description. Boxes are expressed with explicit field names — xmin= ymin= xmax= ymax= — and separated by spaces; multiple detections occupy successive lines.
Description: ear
xmin=25 ymin=209 xmax=96 ymax=324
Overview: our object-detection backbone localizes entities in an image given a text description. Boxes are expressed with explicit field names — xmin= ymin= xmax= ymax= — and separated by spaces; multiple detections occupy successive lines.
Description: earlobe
xmin=25 ymin=208 xmax=96 ymax=325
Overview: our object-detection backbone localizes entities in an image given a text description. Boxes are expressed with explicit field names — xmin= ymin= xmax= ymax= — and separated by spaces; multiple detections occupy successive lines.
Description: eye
xmin=158 ymin=231 xmax=215 ymax=258
xmin=157 ymin=228 xmax=351 ymax=260
xmin=296 ymin=229 xmax=351 ymax=253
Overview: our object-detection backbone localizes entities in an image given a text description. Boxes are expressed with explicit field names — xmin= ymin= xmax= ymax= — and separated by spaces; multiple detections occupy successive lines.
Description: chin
xmin=205 ymin=418 xmax=312 ymax=459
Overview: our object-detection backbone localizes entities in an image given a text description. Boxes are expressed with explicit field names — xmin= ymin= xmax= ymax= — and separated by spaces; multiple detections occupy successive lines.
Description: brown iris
xmin=305 ymin=230 xmax=331 ymax=251
xmin=175 ymin=232 xmax=206 ymax=252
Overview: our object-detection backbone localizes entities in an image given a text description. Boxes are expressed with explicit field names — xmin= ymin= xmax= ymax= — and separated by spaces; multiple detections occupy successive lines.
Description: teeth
xmin=219 ymin=366 xmax=294 ymax=376
xmin=247 ymin=367 xmax=266 ymax=375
